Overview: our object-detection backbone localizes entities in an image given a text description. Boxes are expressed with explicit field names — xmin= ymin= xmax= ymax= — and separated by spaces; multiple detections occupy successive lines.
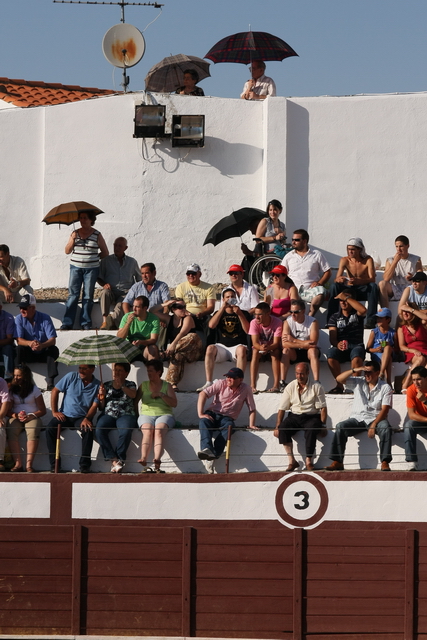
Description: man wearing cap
xmin=97 ymin=237 xmax=141 ymax=330
xmin=325 ymin=360 xmax=393 ymax=472
xmin=379 ymin=235 xmax=422 ymax=308
xmin=281 ymin=229 xmax=331 ymax=316
xmin=174 ymin=264 xmax=215 ymax=320
xmin=0 ymin=244 xmax=32 ymax=304
xmin=196 ymin=288 xmax=251 ymax=392
xmin=326 ymin=290 xmax=366 ymax=394
xmin=227 ymin=264 xmax=259 ymax=313
xmin=197 ymin=367 xmax=257 ymax=461
xmin=45 ymin=364 xmax=100 ymax=473
xmin=117 ymin=295 xmax=160 ymax=362
xmin=14 ymin=294 xmax=59 ymax=390
xmin=281 ymin=299 xmax=321 ymax=388
xmin=274 ymin=362 xmax=327 ymax=472
xmin=398 ymin=271 xmax=427 ymax=316
xmin=327 ymin=238 xmax=379 ymax=328
xmin=122 ymin=263 xmax=170 ymax=315
xmin=0 ymin=304 xmax=15 ymax=380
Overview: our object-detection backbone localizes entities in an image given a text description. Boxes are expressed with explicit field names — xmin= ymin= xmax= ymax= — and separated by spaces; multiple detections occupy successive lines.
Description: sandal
xmin=251 ymin=388 xmax=259 ymax=395
xmin=265 ymin=387 xmax=280 ymax=393
xmin=140 ymin=466 xmax=154 ymax=473
xmin=11 ymin=463 xmax=23 ymax=472
xmin=26 ymin=465 xmax=34 ymax=473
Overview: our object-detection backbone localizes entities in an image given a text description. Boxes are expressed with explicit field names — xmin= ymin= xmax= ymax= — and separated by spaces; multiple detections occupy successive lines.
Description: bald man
xmin=97 ymin=237 xmax=141 ymax=330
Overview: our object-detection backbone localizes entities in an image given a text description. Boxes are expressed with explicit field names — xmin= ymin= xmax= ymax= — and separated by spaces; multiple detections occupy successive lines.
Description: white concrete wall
xmin=1 ymin=90 xmax=427 ymax=289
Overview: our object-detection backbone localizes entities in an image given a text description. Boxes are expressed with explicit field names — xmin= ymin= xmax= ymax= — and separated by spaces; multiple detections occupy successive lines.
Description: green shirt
xmin=119 ymin=311 xmax=160 ymax=342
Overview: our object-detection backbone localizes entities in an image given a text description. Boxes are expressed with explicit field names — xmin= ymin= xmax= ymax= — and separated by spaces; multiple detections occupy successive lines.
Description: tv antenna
xmin=53 ymin=1 xmax=164 ymax=92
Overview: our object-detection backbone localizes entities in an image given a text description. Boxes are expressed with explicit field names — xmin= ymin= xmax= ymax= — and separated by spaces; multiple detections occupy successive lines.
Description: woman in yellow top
xmin=135 ymin=359 xmax=177 ymax=473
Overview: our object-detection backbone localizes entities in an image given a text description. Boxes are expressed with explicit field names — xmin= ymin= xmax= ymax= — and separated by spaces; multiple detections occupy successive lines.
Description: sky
xmin=1 ymin=0 xmax=427 ymax=99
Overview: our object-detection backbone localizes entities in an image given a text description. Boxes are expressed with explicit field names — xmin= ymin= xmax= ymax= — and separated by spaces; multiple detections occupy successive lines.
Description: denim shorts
xmin=137 ymin=414 xmax=175 ymax=429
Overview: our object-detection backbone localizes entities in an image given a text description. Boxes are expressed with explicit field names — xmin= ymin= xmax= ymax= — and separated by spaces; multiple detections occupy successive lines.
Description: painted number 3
xmin=294 ymin=490 xmax=309 ymax=510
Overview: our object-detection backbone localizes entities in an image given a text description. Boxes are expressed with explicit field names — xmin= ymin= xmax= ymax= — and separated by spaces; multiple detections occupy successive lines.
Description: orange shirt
xmin=406 ymin=384 xmax=427 ymax=418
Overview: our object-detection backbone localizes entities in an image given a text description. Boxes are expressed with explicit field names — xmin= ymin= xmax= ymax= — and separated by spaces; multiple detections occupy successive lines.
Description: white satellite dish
xmin=102 ymin=23 xmax=145 ymax=69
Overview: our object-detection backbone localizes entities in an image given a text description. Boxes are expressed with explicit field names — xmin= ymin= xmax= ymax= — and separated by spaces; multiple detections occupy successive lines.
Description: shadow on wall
xmin=286 ymin=101 xmax=309 ymax=233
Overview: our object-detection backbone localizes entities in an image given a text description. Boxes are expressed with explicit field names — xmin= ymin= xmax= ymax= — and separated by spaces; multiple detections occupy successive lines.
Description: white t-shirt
xmin=286 ymin=315 xmax=316 ymax=341
xmin=12 ymin=385 xmax=42 ymax=414
xmin=282 ymin=248 xmax=330 ymax=289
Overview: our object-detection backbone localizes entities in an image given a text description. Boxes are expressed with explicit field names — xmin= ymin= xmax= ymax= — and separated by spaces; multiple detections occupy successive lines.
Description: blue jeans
xmin=62 ymin=265 xmax=99 ymax=328
xmin=329 ymin=418 xmax=392 ymax=463
xmin=0 ymin=344 xmax=15 ymax=378
xmin=404 ymin=419 xmax=427 ymax=462
xmin=96 ymin=414 xmax=137 ymax=462
xmin=199 ymin=410 xmax=235 ymax=458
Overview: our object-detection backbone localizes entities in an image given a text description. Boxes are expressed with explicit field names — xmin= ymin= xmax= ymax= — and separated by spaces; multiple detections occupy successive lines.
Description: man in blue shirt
xmin=45 ymin=365 xmax=100 ymax=472
xmin=14 ymin=294 xmax=59 ymax=390
xmin=122 ymin=263 xmax=169 ymax=314
xmin=0 ymin=303 xmax=15 ymax=380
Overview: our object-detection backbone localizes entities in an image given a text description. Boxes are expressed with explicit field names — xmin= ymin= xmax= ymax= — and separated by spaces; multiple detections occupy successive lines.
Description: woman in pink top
xmin=398 ymin=302 xmax=427 ymax=391
xmin=264 ymin=265 xmax=298 ymax=319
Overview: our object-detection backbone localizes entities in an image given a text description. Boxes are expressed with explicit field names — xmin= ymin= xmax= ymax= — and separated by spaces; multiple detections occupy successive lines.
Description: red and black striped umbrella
xmin=205 ymin=31 xmax=298 ymax=64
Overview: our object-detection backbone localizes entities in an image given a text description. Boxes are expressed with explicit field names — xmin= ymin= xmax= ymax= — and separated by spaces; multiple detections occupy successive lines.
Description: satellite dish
xmin=102 ymin=23 xmax=145 ymax=68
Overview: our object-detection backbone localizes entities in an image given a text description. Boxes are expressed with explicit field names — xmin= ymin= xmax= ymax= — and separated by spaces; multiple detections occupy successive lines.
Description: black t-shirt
xmin=328 ymin=310 xmax=364 ymax=345
xmin=214 ymin=310 xmax=250 ymax=348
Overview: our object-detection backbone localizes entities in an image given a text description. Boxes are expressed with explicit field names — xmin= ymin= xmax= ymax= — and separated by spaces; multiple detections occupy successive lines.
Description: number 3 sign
xmin=275 ymin=473 xmax=329 ymax=528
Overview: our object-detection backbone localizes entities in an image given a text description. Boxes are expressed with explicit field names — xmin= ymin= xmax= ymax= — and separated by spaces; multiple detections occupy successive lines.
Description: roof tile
xmin=0 ymin=77 xmax=117 ymax=107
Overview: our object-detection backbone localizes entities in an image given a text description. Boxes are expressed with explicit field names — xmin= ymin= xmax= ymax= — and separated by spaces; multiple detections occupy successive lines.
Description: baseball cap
xmin=270 ymin=265 xmax=288 ymax=275
xmin=227 ymin=264 xmax=244 ymax=273
xmin=18 ymin=294 xmax=36 ymax=309
xmin=376 ymin=308 xmax=392 ymax=318
xmin=411 ymin=272 xmax=427 ymax=282
xmin=186 ymin=263 xmax=200 ymax=273
xmin=223 ymin=367 xmax=244 ymax=379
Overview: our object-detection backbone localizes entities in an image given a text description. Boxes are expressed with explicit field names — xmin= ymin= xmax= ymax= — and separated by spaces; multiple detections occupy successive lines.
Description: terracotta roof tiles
xmin=0 ymin=77 xmax=116 ymax=108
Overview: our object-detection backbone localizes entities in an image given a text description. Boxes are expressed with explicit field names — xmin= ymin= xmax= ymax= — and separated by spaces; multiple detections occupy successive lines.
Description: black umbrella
xmin=203 ymin=207 xmax=265 ymax=247
xmin=205 ymin=31 xmax=298 ymax=65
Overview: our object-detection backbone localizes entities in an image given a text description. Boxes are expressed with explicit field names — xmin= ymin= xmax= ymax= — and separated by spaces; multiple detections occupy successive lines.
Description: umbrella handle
xmin=225 ymin=424 xmax=233 ymax=474
xmin=54 ymin=423 xmax=61 ymax=474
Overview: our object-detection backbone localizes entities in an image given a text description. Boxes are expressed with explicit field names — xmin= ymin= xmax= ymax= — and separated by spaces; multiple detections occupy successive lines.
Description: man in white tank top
xmin=379 ymin=235 xmax=422 ymax=307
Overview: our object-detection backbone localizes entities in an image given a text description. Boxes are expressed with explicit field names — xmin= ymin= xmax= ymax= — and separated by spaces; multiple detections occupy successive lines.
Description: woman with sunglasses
xmin=7 ymin=364 xmax=46 ymax=472
xmin=264 ymin=265 xmax=298 ymax=319
xmin=161 ymin=299 xmax=203 ymax=391
xmin=398 ymin=302 xmax=427 ymax=391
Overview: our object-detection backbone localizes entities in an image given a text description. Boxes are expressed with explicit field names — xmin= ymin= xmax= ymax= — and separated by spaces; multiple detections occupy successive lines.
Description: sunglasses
xmin=290 ymin=310 xmax=302 ymax=315
xmin=228 ymin=271 xmax=240 ymax=275
xmin=172 ymin=304 xmax=186 ymax=310
xmin=186 ymin=271 xmax=197 ymax=276
xmin=292 ymin=238 xmax=302 ymax=242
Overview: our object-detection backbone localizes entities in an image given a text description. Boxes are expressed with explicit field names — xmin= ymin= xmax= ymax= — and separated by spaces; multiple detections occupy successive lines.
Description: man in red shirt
xmin=404 ymin=366 xmax=427 ymax=470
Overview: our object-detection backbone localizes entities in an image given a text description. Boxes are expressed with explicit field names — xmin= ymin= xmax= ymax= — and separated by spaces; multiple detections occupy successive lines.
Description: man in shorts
xmin=249 ymin=302 xmax=282 ymax=393
xmin=281 ymin=299 xmax=320 ymax=389
xmin=281 ymin=229 xmax=331 ymax=316
xmin=197 ymin=288 xmax=251 ymax=392
xmin=327 ymin=290 xmax=366 ymax=393
xmin=398 ymin=271 xmax=427 ymax=317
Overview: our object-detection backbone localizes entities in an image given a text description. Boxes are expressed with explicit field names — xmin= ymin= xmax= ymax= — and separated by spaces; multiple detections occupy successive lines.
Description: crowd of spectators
xmin=0 ymin=222 xmax=425 ymax=473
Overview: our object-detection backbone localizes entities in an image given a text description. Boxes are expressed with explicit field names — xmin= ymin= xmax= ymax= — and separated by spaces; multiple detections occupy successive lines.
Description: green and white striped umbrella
xmin=57 ymin=334 xmax=141 ymax=366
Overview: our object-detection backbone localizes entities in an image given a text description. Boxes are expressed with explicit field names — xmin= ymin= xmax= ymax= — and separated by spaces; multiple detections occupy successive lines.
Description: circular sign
xmin=275 ymin=473 xmax=329 ymax=528
xmin=102 ymin=23 xmax=146 ymax=68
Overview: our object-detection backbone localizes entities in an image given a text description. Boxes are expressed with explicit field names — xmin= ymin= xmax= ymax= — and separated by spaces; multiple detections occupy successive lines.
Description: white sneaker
xmin=111 ymin=460 xmax=124 ymax=473
xmin=196 ymin=381 xmax=212 ymax=392
xmin=203 ymin=459 xmax=215 ymax=474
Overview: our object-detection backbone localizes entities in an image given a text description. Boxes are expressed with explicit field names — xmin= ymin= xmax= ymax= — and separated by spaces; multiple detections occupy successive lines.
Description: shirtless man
xmin=327 ymin=237 xmax=379 ymax=329
xmin=379 ymin=235 xmax=422 ymax=307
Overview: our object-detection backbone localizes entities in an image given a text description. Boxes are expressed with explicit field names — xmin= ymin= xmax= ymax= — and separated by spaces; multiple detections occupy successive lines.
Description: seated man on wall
xmin=117 ymin=295 xmax=160 ymax=362
xmin=45 ymin=364 xmax=100 ymax=473
xmin=326 ymin=290 xmax=366 ymax=394
xmin=226 ymin=264 xmax=259 ymax=313
xmin=0 ymin=244 xmax=32 ymax=303
xmin=274 ymin=362 xmax=327 ymax=472
xmin=325 ymin=360 xmax=393 ymax=472
xmin=197 ymin=367 xmax=257 ymax=463
xmin=0 ymin=303 xmax=15 ymax=380
xmin=98 ymin=237 xmax=141 ymax=329
xmin=249 ymin=302 xmax=282 ymax=393
xmin=281 ymin=229 xmax=331 ymax=316
xmin=122 ymin=262 xmax=170 ymax=315
xmin=14 ymin=294 xmax=59 ymax=391
xmin=403 ymin=366 xmax=427 ymax=471
xmin=398 ymin=271 xmax=427 ymax=317
xmin=379 ymin=235 xmax=422 ymax=308
xmin=197 ymin=288 xmax=251 ymax=392
xmin=240 ymin=61 xmax=276 ymax=100
xmin=174 ymin=264 xmax=216 ymax=325
xmin=327 ymin=237 xmax=379 ymax=328
xmin=281 ymin=299 xmax=321 ymax=390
